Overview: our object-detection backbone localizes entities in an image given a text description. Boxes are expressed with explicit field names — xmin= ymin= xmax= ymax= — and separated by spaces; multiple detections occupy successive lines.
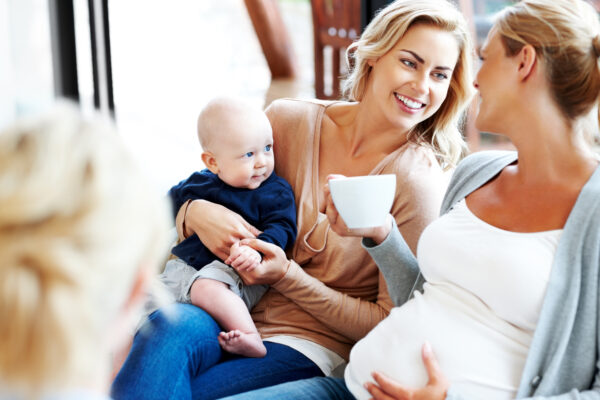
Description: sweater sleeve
xmin=363 ymin=146 xmax=446 ymax=307
xmin=271 ymin=260 xmax=393 ymax=341
xmin=269 ymin=148 xmax=445 ymax=341
xmin=168 ymin=171 xmax=208 ymax=220
xmin=362 ymin=219 xmax=423 ymax=307
xmin=446 ymin=382 xmax=600 ymax=399
xmin=257 ymin=184 xmax=297 ymax=250
xmin=167 ymin=180 xmax=187 ymax=220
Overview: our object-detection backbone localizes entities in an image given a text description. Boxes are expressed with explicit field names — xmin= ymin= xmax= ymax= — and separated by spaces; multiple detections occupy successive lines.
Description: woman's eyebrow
xmin=401 ymin=49 xmax=425 ymax=64
xmin=400 ymin=49 xmax=453 ymax=71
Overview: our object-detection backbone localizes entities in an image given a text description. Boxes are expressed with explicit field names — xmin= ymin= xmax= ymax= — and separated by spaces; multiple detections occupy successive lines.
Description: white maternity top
xmin=345 ymin=199 xmax=562 ymax=400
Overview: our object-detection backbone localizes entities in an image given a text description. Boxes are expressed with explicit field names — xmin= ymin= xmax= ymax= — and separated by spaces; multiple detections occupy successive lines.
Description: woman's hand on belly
xmin=365 ymin=342 xmax=448 ymax=400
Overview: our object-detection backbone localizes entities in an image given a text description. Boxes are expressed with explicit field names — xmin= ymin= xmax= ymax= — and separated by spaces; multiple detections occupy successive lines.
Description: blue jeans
xmin=111 ymin=303 xmax=323 ymax=400
xmin=220 ymin=377 xmax=355 ymax=400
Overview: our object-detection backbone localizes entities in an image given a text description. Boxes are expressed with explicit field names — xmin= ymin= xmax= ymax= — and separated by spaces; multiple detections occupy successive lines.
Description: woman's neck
xmin=506 ymin=108 xmax=598 ymax=186
xmin=341 ymin=98 xmax=410 ymax=158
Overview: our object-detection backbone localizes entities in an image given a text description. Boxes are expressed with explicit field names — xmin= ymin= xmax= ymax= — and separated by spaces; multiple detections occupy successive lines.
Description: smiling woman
xmin=222 ymin=0 xmax=600 ymax=399
xmin=109 ymin=0 xmax=475 ymax=399
xmin=342 ymin=0 xmax=474 ymax=169
xmin=363 ymin=24 xmax=460 ymax=145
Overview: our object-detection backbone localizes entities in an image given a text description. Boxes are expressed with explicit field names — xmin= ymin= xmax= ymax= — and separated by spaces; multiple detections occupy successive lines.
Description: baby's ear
xmin=201 ymin=152 xmax=219 ymax=174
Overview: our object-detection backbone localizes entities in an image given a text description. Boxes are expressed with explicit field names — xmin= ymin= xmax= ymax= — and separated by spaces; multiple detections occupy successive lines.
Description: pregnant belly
xmin=344 ymin=284 xmax=531 ymax=400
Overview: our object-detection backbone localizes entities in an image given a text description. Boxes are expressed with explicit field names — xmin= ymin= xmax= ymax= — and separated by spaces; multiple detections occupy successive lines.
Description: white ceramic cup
xmin=328 ymin=174 xmax=396 ymax=229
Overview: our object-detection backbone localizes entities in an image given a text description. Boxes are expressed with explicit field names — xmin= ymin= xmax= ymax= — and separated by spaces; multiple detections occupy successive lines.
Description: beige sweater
xmin=254 ymin=98 xmax=449 ymax=360
xmin=178 ymin=98 xmax=448 ymax=360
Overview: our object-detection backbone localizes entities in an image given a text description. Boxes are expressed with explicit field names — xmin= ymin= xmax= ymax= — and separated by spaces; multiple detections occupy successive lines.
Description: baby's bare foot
xmin=218 ymin=330 xmax=267 ymax=358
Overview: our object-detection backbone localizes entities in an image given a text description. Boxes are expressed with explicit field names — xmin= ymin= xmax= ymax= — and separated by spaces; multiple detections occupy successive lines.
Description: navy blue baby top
xmin=168 ymin=169 xmax=297 ymax=269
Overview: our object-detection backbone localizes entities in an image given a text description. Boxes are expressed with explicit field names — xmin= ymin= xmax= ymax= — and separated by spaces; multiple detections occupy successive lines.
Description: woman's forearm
xmin=176 ymin=199 xmax=261 ymax=261
xmin=271 ymin=261 xmax=393 ymax=341
xmin=363 ymin=220 xmax=422 ymax=307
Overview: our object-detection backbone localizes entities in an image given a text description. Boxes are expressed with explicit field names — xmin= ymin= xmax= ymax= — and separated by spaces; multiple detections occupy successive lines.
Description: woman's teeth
xmin=395 ymin=94 xmax=424 ymax=109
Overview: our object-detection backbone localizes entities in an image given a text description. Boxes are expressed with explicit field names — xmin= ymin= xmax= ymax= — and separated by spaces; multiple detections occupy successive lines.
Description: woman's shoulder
xmin=385 ymin=143 xmax=445 ymax=180
xmin=451 ymin=150 xmax=517 ymax=185
xmin=265 ymin=98 xmax=348 ymax=124
xmin=440 ymin=150 xmax=518 ymax=213
xmin=457 ymin=150 xmax=517 ymax=170
xmin=383 ymin=143 xmax=449 ymax=202
xmin=393 ymin=147 xmax=516 ymax=175
xmin=266 ymin=98 xmax=353 ymax=149
xmin=266 ymin=98 xmax=324 ymax=116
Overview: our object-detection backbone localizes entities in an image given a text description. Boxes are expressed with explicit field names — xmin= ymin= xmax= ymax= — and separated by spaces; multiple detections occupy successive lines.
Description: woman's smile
xmin=394 ymin=93 xmax=427 ymax=113
xmin=364 ymin=24 xmax=459 ymax=132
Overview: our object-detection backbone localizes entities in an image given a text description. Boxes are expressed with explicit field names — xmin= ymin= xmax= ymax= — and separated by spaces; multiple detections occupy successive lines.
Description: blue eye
xmin=433 ymin=72 xmax=448 ymax=81
xmin=401 ymin=59 xmax=417 ymax=68
xmin=264 ymin=144 xmax=272 ymax=152
xmin=243 ymin=151 xmax=254 ymax=158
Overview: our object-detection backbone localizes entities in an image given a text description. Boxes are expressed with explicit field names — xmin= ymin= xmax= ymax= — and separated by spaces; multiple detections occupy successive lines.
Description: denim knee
xmin=141 ymin=303 xmax=222 ymax=343
xmin=112 ymin=304 xmax=224 ymax=400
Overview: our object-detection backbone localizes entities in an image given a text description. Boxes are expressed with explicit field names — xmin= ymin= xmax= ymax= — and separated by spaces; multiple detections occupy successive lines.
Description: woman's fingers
xmin=323 ymin=188 xmax=350 ymax=235
xmin=239 ymin=238 xmax=279 ymax=257
xmin=235 ymin=238 xmax=289 ymax=285
xmin=365 ymin=343 xmax=448 ymax=400
xmin=320 ymin=174 xmax=346 ymax=214
xmin=213 ymin=247 xmax=230 ymax=262
xmin=324 ymin=195 xmax=340 ymax=227
xmin=370 ymin=371 xmax=410 ymax=399
xmin=422 ymin=342 xmax=446 ymax=387
xmin=365 ymin=380 xmax=398 ymax=400
xmin=185 ymin=200 xmax=260 ymax=261
xmin=240 ymin=218 xmax=262 ymax=237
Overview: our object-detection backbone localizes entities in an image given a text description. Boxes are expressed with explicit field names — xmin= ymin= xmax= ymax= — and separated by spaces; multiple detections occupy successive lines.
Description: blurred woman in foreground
xmin=0 ymin=104 xmax=170 ymax=399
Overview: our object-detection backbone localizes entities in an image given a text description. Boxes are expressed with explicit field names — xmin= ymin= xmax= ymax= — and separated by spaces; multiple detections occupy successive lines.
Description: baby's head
xmin=197 ymin=97 xmax=274 ymax=189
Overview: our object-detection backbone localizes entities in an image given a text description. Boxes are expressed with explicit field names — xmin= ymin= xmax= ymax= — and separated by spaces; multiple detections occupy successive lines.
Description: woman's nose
xmin=411 ymin=75 xmax=428 ymax=95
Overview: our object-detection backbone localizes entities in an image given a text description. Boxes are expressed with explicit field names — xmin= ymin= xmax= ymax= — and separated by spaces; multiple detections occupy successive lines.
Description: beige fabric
xmin=264 ymin=335 xmax=346 ymax=377
xmin=176 ymin=98 xmax=448 ymax=360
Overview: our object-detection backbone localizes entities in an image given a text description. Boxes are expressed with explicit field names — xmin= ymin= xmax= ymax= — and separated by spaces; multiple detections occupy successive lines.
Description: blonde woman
xmin=224 ymin=0 xmax=600 ymax=399
xmin=112 ymin=1 xmax=474 ymax=399
xmin=0 ymin=104 xmax=170 ymax=399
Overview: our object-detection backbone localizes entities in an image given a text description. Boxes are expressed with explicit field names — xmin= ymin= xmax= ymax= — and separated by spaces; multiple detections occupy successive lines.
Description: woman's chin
xmin=474 ymin=116 xmax=496 ymax=135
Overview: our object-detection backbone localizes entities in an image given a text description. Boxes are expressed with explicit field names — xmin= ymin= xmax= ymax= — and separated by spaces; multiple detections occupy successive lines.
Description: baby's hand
xmin=228 ymin=242 xmax=261 ymax=272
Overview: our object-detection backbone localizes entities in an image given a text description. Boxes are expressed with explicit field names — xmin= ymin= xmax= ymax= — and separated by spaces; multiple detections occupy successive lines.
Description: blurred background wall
xmin=3 ymin=0 xmax=567 ymax=193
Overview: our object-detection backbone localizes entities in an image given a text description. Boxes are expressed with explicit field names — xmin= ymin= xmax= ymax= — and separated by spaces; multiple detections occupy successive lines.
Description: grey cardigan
xmin=365 ymin=151 xmax=600 ymax=399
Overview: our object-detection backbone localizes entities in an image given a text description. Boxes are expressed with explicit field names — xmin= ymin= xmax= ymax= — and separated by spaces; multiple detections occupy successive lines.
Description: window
xmin=0 ymin=0 xmax=54 ymax=128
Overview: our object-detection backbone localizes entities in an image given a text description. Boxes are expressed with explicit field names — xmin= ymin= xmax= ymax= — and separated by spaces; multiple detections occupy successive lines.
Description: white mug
xmin=328 ymin=174 xmax=396 ymax=229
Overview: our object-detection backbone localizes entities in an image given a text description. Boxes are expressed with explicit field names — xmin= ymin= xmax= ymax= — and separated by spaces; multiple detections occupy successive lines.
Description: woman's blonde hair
xmin=0 ymin=104 xmax=171 ymax=396
xmin=494 ymin=0 xmax=600 ymax=145
xmin=342 ymin=0 xmax=475 ymax=168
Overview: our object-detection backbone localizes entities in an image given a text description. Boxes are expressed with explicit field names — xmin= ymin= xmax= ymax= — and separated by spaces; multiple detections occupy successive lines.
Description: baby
xmin=162 ymin=97 xmax=296 ymax=357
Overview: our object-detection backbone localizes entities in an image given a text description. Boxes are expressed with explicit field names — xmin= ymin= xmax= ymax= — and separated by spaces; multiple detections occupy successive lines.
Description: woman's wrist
xmin=367 ymin=214 xmax=393 ymax=245
xmin=275 ymin=259 xmax=292 ymax=284
xmin=271 ymin=259 xmax=300 ymax=291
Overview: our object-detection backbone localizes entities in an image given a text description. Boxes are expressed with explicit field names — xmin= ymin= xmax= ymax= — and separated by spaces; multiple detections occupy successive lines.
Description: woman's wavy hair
xmin=342 ymin=0 xmax=475 ymax=169
xmin=494 ymin=0 xmax=600 ymax=146
xmin=0 ymin=104 xmax=171 ymax=396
